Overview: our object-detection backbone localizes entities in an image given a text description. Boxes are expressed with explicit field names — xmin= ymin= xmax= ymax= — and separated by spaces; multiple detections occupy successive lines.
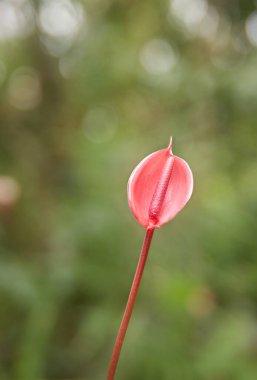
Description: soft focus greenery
xmin=0 ymin=1 xmax=257 ymax=379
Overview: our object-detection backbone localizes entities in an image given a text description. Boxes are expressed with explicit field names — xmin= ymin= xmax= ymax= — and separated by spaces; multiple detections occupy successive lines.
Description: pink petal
xmin=127 ymin=142 xmax=193 ymax=228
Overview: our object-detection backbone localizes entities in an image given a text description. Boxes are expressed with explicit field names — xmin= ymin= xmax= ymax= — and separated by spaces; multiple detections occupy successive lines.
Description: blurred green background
xmin=0 ymin=0 xmax=257 ymax=379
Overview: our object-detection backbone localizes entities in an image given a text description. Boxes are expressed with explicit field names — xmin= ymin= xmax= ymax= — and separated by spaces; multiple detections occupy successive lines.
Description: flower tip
xmin=168 ymin=136 xmax=173 ymax=154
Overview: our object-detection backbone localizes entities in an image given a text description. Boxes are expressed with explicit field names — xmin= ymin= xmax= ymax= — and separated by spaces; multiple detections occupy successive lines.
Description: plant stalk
xmin=106 ymin=227 xmax=155 ymax=380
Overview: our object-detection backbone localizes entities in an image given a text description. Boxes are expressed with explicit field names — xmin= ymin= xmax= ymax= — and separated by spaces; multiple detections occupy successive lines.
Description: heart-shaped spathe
xmin=127 ymin=140 xmax=193 ymax=228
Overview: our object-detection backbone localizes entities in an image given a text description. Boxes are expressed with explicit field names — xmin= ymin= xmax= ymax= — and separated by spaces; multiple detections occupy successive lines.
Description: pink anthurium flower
xmin=128 ymin=138 xmax=193 ymax=228
xmin=107 ymin=139 xmax=193 ymax=380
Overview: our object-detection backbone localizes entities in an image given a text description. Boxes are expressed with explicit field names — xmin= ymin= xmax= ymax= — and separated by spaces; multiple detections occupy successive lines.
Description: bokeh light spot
xmin=0 ymin=0 xmax=34 ymax=41
xmin=38 ymin=0 xmax=85 ymax=56
xmin=7 ymin=67 xmax=42 ymax=111
xmin=82 ymin=107 xmax=118 ymax=144
xmin=171 ymin=0 xmax=208 ymax=27
xmin=38 ymin=0 xmax=84 ymax=39
xmin=0 ymin=176 xmax=21 ymax=209
xmin=140 ymin=39 xmax=176 ymax=75
xmin=245 ymin=12 xmax=257 ymax=46
xmin=170 ymin=0 xmax=219 ymax=40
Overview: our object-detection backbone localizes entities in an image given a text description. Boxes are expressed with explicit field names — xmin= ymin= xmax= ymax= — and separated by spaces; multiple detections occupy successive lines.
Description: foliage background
xmin=0 ymin=0 xmax=257 ymax=379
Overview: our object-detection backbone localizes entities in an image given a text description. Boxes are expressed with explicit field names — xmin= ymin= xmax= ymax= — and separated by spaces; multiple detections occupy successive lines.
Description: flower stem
xmin=106 ymin=227 xmax=155 ymax=380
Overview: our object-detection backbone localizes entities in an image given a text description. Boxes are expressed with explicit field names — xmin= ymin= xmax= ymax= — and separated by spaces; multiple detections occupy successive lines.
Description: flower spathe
xmin=127 ymin=139 xmax=193 ymax=228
